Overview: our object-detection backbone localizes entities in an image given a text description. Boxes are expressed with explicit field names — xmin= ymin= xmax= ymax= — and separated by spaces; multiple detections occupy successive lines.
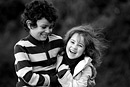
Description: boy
xmin=14 ymin=0 xmax=63 ymax=86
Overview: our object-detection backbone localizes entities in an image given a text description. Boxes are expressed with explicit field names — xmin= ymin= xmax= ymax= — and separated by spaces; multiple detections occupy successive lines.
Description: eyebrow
xmin=40 ymin=23 xmax=54 ymax=27
xmin=78 ymin=42 xmax=85 ymax=47
xmin=70 ymin=39 xmax=85 ymax=46
xmin=40 ymin=24 xmax=49 ymax=26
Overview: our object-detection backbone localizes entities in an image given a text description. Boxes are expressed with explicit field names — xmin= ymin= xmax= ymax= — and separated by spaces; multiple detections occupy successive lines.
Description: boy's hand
xmin=58 ymin=70 xmax=73 ymax=86
xmin=57 ymin=69 xmax=68 ymax=78
xmin=57 ymin=64 xmax=70 ymax=78
xmin=58 ymin=64 xmax=69 ymax=72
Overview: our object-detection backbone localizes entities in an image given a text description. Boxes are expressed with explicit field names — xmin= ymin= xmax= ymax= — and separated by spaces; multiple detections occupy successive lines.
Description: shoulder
xmin=82 ymin=63 xmax=92 ymax=76
xmin=49 ymin=34 xmax=63 ymax=41
xmin=14 ymin=38 xmax=35 ymax=47
xmin=87 ymin=63 xmax=97 ymax=79
xmin=82 ymin=57 xmax=97 ymax=77
xmin=57 ymin=54 xmax=64 ymax=63
xmin=56 ymin=55 xmax=63 ymax=70
xmin=85 ymin=63 xmax=97 ymax=87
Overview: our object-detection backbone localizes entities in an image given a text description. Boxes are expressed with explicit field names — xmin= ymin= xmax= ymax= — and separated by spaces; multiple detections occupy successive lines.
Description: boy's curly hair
xmin=21 ymin=0 xmax=58 ymax=32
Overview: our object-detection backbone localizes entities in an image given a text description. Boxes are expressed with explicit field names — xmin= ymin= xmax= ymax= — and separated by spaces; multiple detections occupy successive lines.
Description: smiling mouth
xmin=40 ymin=33 xmax=48 ymax=37
xmin=69 ymin=49 xmax=76 ymax=54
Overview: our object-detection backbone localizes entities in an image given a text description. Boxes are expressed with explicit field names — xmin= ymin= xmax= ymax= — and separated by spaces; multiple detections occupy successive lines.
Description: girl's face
xmin=66 ymin=33 xmax=85 ymax=59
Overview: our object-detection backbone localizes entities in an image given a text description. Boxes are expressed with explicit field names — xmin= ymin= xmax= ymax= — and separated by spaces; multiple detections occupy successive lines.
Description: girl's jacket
xmin=56 ymin=55 xmax=97 ymax=87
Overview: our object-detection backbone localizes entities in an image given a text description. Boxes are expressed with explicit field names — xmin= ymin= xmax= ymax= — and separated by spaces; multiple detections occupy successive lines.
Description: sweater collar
xmin=62 ymin=53 xmax=83 ymax=75
xmin=27 ymin=34 xmax=49 ymax=45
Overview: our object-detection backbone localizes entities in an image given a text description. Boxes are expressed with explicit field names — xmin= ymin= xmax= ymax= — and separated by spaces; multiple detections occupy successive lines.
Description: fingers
xmin=57 ymin=69 xmax=68 ymax=78
xmin=62 ymin=70 xmax=72 ymax=80
xmin=58 ymin=64 xmax=69 ymax=72
xmin=58 ymin=70 xmax=73 ymax=85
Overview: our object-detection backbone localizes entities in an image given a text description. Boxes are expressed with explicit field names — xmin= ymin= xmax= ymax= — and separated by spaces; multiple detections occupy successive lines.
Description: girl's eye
xmin=78 ymin=43 xmax=84 ymax=48
xmin=78 ymin=44 xmax=83 ymax=47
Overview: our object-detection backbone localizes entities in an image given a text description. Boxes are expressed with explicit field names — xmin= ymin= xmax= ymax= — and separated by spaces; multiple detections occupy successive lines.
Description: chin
xmin=68 ymin=56 xmax=75 ymax=59
xmin=40 ymin=38 xmax=47 ymax=41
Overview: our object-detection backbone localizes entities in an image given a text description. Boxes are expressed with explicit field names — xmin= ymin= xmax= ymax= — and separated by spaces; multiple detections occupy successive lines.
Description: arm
xmin=56 ymin=64 xmax=73 ymax=87
xmin=14 ymin=43 xmax=50 ymax=86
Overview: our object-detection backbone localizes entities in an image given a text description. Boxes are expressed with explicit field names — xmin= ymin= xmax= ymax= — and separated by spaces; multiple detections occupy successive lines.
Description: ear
xmin=26 ymin=20 xmax=33 ymax=29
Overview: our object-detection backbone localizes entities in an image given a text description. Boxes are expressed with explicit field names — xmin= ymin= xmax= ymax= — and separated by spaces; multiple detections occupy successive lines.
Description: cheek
xmin=66 ymin=42 xmax=71 ymax=48
xmin=50 ymin=29 xmax=52 ymax=32
xmin=31 ymin=30 xmax=37 ymax=35
xmin=78 ymin=48 xmax=85 ymax=55
xmin=66 ymin=44 xmax=69 ymax=51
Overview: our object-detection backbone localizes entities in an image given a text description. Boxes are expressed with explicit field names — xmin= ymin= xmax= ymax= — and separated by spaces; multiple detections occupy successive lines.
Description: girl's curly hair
xmin=60 ymin=24 xmax=107 ymax=67
xmin=21 ymin=0 xmax=58 ymax=32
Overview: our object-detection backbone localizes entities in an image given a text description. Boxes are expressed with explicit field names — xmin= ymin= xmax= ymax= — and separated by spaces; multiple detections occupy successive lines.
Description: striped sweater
xmin=14 ymin=34 xmax=64 ymax=87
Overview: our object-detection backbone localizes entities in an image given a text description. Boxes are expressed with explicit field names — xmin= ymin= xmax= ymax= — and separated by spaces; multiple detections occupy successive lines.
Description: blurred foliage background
xmin=0 ymin=0 xmax=130 ymax=87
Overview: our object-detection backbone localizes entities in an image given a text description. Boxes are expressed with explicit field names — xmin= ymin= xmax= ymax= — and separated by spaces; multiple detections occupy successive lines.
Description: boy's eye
xmin=42 ymin=26 xmax=47 ymax=29
xmin=70 ymin=41 xmax=75 ymax=44
xmin=42 ymin=24 xmax=54 ymax=29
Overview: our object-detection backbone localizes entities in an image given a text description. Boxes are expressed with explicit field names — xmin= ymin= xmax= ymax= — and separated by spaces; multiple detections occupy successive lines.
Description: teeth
xmin=70 ymin=49 xmax=76 ymax=54
xmin=41 ymin=33 xmax=47 ymax=37
xmin=41 ymin=33 xmax=45 ymax=36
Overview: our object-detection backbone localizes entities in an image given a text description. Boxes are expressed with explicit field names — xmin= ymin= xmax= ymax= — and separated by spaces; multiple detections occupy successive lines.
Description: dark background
xmin=0 ymin=0 xmax=130 ymax=87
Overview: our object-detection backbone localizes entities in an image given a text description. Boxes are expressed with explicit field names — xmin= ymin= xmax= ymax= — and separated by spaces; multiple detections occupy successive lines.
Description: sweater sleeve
xmin=14 ymin=43 xmax=50 ymax=86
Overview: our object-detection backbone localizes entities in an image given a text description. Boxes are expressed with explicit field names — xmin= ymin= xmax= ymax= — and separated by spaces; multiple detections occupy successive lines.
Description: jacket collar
xmin=73 ymin=57 xmax=92 ymax=77
xmin=56 ymin=55 xmax=92 ymax=77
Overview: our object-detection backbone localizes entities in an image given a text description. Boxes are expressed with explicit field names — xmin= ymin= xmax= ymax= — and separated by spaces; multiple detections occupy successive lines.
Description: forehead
xmin=37 ymin=18 xmax=51 ymax=25
xmin=70 ymin=33 xmax=84 ymax=44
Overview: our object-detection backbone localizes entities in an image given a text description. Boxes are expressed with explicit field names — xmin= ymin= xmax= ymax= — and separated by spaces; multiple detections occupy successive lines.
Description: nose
xmin=45 ymin=27 xmax=51 ymax=33
xmin=72 ymin=44 xmax=77 ymax=50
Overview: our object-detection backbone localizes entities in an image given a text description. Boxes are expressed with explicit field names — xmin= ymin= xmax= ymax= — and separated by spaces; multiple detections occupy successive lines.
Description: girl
xmin=56 ymin=25 xmax=106 ymax=87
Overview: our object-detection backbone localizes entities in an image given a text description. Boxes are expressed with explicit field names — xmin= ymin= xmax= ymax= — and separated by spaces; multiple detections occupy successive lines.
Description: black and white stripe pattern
xmin=14 ymin=34 xmax=63 ymax=87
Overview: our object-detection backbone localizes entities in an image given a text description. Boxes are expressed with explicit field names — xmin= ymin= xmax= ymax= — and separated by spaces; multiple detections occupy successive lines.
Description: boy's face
xmin=30 ymin=18 xmax=53 ymax=41
xmin=66 ymin=33 xmax=85 ymax=59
